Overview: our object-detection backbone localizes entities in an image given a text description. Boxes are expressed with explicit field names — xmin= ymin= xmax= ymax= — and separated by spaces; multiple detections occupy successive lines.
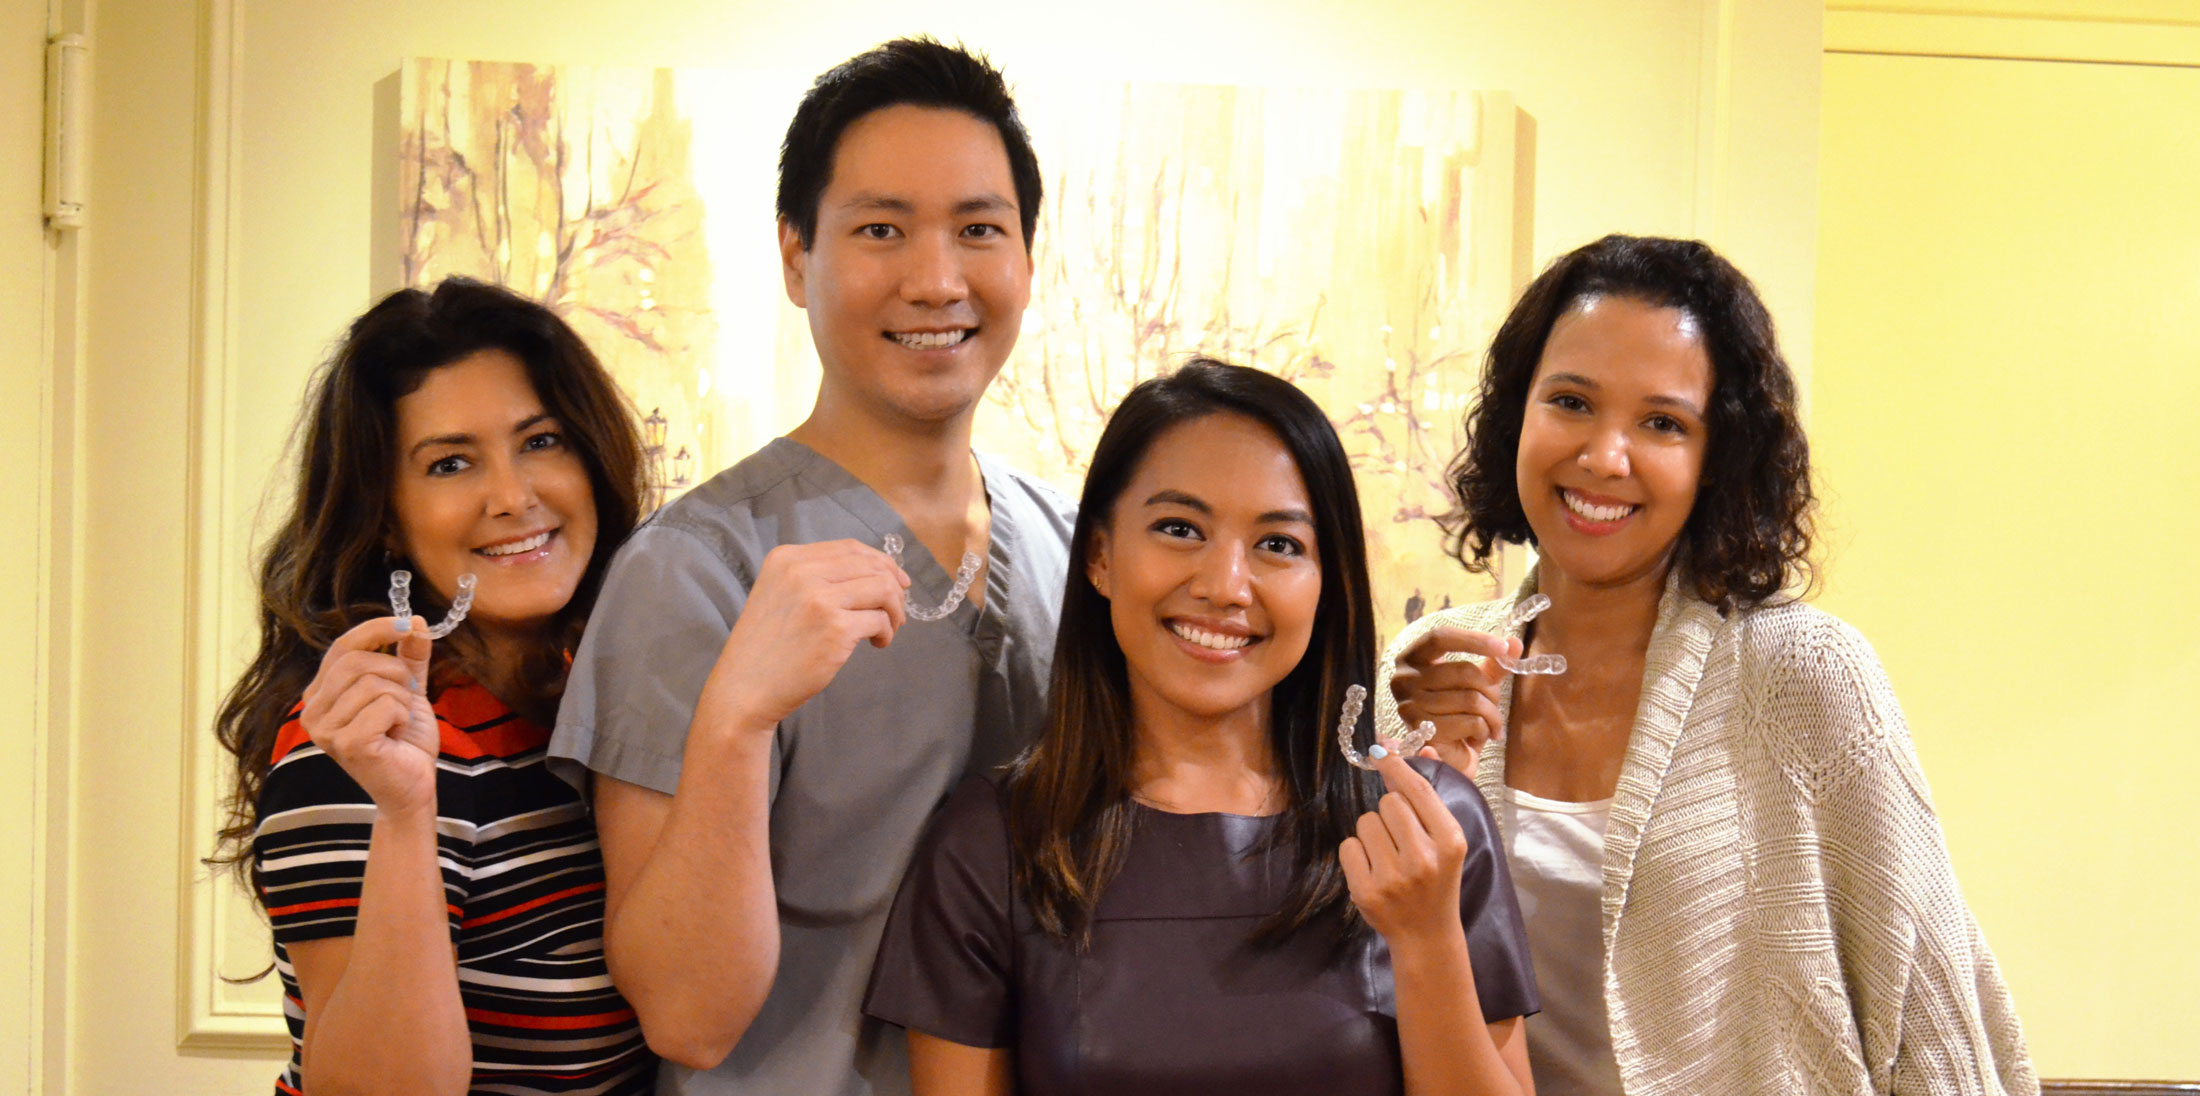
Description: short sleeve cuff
xmin=550 ymin=718 xmax=688 ymax=797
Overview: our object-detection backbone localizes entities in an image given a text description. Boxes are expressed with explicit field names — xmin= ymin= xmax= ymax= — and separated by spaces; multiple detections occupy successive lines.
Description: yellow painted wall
xmin=53 ymin=0 xmax=1819 ymax=1090
xmin=1817 ymin=7 xmax=2200 ymax=1080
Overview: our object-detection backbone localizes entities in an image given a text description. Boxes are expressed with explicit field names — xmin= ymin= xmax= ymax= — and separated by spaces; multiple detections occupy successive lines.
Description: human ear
xmin=778 ymin=218 xmax=809 ymax=308
xmin=1085 ymin=527 xmax=1111 ymax=599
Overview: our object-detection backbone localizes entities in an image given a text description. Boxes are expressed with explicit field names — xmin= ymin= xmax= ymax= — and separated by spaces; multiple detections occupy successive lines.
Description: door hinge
xmin=45 ymin=33 xmax=87 ymax=230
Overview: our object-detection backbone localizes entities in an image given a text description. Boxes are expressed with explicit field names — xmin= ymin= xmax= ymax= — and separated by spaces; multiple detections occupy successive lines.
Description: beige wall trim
xmin=2041 ymin=1084 xmax=2200 ymax=1095
xmin=1693 ymin=0 xmax=1739 ymax=241
xmin=34 ymin=0 xmax=89 ymax=1082
xmin=33 ymin=215 xmax=82 ymax=1096
xmin=176 ymin=0 xmax=284 ymax=1051
xmin=1827 ymin=8 xmax=2200 ymax=67
xmin=32 ymin=248 xmax=82 ymax=1096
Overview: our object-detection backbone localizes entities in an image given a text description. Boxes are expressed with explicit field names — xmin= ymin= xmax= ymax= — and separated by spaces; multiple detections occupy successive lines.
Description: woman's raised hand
xmin=1389 ymin=627 xmax=1520 ymax=777
xmin=298 ymin=617 xmax=439 ymax=817
xmin=1339 ymin=748 xmax=1469 ymax=945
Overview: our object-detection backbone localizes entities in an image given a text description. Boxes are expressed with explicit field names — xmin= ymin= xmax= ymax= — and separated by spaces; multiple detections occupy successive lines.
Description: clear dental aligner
xmin=1495 ymin=593 xmax=1568 ymax=676
xmin=1335 ymin=683 xmax=1438 ymax=771
xmin=881 ymin=534 xmax=982 ymax=622
xmin=388 ymin=569 xmax=477 ymax=639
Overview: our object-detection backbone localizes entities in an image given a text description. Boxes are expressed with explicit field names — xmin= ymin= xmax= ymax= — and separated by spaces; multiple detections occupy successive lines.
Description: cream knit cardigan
xmin=1374 ymin=570 xmax=2037 ymax=1096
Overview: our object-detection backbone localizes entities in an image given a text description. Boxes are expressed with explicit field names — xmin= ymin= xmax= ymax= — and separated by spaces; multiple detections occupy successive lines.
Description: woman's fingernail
xmin=394 ymin=615 xmax=412 ymax=634
xmin=408 ymin=675 xmax=419 ymax=692
xmin=1369 ymin=744 xmax=1389 ymax=760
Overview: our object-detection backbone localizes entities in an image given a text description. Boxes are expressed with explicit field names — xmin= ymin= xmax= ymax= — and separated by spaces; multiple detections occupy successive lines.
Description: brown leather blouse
xmin=865 ymin=760 xmax=1539 ymax=1095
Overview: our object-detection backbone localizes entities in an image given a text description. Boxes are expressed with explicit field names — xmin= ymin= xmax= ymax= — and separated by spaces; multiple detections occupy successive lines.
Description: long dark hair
xmin=210 ymin=278 xmax=648 ymax=875
xmin=1006 ymin=359 xmax=1383 ymax=945
xmin=1441 ymin=234 xmax=1817 ymax=609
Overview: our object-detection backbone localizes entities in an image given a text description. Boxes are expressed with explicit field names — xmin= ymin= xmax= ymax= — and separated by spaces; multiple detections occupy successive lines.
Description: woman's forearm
xmin=1390 ymin=927 xmax=1530 ymax=1096
xmin=301 ymin=805 xmax=471 ymax=1096
xmin=599 ymin=693 xmax=781 ymax=1070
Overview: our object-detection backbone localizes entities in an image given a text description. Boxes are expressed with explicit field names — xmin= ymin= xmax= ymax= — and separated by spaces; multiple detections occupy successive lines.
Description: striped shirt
xmin=254 ymin=681 xmax=655 ymax=1095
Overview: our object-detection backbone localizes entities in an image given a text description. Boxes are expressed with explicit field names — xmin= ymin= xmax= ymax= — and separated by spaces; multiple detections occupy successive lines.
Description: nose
xmin=1578 ymin=425 xmax=1630 ymax=479
xmin=1187 ymin=540 xmax=1253 ymax=609
xmin=483 ymin=454 xmax=540 ymax=517
xmin=900 ymin=230 xmax=969 ymax=308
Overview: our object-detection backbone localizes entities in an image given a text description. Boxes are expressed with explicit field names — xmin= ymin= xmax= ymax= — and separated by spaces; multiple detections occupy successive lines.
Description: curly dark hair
xmin=1440 ymin=233 xmax=1816 ymax=610
xmin=209 ymin=278 xmax=649 ymax=878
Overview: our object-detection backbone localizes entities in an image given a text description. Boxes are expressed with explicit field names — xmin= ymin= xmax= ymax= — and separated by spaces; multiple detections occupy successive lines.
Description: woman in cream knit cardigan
xmin=1375 ymin=235 xmax=2034 ymax=1096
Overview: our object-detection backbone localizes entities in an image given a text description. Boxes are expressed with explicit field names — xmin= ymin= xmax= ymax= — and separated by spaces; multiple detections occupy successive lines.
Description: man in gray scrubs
xmin=550 ymin=39 xmax=1073 ymax=1094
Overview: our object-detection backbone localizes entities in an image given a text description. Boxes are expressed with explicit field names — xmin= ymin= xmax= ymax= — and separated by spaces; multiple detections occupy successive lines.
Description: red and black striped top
xmin=253 ymin=681 xmax=655 ymax=1095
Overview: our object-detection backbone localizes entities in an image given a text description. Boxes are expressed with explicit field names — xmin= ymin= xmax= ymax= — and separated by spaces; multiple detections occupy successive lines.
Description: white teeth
xmin=890 ymin=329 xmax=970 ymax=350
xmin=1562 ymin=490 xmax=1635 ymax=523
xmin=479 ymin=531 xmax=550 ymax=557
xmin=1170 ymin=623 xmax=1251 ymax=651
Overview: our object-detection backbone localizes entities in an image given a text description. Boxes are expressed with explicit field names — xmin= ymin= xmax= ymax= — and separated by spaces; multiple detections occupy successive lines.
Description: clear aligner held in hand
xmin=1495 ymin=594 xmax=1568 ymax=676
xmin=1335 ymin=683 xmax=1438 ymax=771
xmin=881 ymin=534 xmax=981 ymax=622
xmin=388 ymin=569 xmax=477 ymax=639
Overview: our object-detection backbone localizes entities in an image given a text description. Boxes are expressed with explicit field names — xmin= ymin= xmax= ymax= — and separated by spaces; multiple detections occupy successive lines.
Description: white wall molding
xmin=1693 ymin=0 xmax=1740 ymax=243
xmin=22 ymin=0 xmax=88 ymax=1086
xmin=176 ymin=0 xmax=287 ymax=1051
xmin=1828 ymin=5 xmax=2200 ymax=67
xmin=1689 ymin=0 xmax=1821 ymax=400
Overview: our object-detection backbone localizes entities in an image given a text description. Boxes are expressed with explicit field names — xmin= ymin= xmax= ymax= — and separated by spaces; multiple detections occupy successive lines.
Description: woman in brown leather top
xmin=865 ymin=360 xmax=1540 ymax=1096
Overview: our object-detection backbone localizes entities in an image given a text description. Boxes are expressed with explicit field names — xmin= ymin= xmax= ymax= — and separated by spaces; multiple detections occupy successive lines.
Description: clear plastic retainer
xmin=882 ymin=534 xmax=981 ymax=622
xmin=1494 ymin=593 xmax=1568 ymax=676
xmin=1335 ymin=683 xmax=1438 ymax=771
xmin=388 ymin=569 xmax=477 ymax=640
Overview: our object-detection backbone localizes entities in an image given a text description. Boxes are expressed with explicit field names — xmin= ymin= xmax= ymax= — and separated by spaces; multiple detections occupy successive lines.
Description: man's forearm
xmin=600 ymin=698 xmax=782 ymax=1071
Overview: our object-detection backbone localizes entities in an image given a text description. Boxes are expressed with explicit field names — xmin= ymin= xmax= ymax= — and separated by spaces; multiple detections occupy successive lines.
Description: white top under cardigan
xmin=1375 ymin=568 xmax=2037 ymax=1096
xmin=1500 ymin=787 xmax=1623 ymax=1096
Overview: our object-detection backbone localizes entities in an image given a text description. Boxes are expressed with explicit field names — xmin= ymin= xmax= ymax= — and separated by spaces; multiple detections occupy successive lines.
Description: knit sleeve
xmin=1374 ymin=601 xmax=1510 ymax=742
xmin=1754 ymin=610 xmax=2038 ymax=1096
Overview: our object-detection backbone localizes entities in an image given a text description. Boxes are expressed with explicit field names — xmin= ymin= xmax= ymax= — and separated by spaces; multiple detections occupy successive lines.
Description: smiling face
xmin=1086 ymin=413 xmax=1322 ymax=734
xmin=1516 ymin=294 xmax=1714 ymax=592
xmin=388 ymin=348 xmax=598 ymax=637
xmin=779 ymin=103 xmax=1034 ymax=430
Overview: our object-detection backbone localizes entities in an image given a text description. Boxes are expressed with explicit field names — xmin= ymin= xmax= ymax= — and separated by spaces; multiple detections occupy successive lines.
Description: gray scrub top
xmin=551 ymin=437 xmax=1074 ymax=1096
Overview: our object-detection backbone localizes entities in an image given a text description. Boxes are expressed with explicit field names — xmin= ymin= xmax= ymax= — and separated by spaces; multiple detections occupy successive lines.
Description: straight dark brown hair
xmin=1005 ymin=359 xmax=1384 ymax=946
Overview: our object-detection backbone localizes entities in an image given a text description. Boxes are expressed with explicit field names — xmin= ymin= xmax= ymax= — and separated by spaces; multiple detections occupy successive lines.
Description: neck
xmin=1127 ymin=692 xmax=1280 ymax=815
xmin=787 ymin=389 xmax=981 ymax=513
xmin=1532 ymin=558 xmax=1670 ymax=660
xmin=471 ymin=623 xmax=552 ymax=706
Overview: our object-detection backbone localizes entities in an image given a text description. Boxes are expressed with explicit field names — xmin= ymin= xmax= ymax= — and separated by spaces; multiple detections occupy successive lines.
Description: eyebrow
xmin=837 ymin=192 xmax=1017 ymax=217
xmin=1142 ymin=489 xmax=1315 ymax=527
xmin=407 ymin=412 xmax=556 ymax=460
xmin=1537 ymin=372 xmax=1704 ymax=418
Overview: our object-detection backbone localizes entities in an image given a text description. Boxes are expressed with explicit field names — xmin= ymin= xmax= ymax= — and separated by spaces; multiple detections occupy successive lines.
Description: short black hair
xmin=1442 ymin=234 xmax=1817 ymax=610
xmin=776 ymin=37 xmax=1042 ymax=252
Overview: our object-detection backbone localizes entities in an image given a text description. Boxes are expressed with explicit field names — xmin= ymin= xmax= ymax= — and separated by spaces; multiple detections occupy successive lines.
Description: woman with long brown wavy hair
xmin=211 ymin=278 xmax=656 ymax=1095
xmin=865 ymin=360 xmax=1540 ymax=1095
